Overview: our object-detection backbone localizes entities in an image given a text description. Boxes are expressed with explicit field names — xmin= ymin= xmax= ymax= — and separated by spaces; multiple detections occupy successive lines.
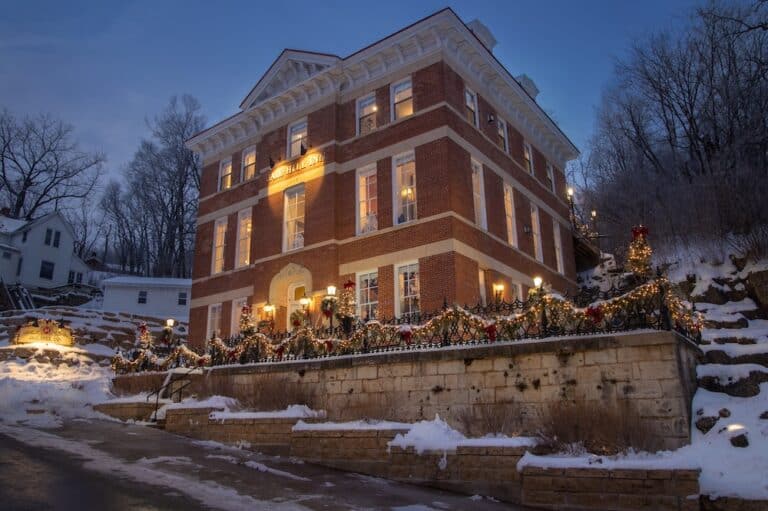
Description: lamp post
xmin=299 ymin=293 xmax=311 ymax=326
xmin=164 ymin=318 xmax=175 ymax=347
xmin=326 ymin=285 xmax=337 ymax=331
xmin=567 ymin=187 xmax=575 ymax=226
xmin=263 ymin=303 xmax=275 ymax=333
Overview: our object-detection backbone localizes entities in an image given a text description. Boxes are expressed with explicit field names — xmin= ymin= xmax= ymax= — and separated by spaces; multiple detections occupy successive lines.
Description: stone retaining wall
xmin=520 ymin=465 xmax=700 ymax=511
xmin=93 ymin=401 xmax=157 ymax=422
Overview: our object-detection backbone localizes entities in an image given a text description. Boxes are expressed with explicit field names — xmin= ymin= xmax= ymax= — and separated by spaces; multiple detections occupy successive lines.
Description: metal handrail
xmin=146 ymin=365 xmax=199 ymax=421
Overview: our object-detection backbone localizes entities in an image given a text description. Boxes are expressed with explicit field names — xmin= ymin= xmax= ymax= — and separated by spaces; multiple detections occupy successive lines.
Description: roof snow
xmin=0 ymin=215 xmax=28 ymax=234
xmin=102 ymin=276 xmax=192 ymax=288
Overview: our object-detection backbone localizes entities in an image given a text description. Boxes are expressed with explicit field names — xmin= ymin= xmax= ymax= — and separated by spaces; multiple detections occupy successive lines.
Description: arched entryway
xmin=268 ymin=263 xmax=313 ymax=330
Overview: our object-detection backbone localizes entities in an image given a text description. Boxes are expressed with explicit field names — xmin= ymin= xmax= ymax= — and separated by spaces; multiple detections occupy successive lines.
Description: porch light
xmin=165 ymin=318 xmax=175 ymax=328
xmin=326 ymin=285 xmax=337 ymax=297
xmin=567 ymin=187 xmax=574 ymax=198
xmin=533 ymin=276 xmax=543 ymax=289
xmin=263 ymin=303 xmax=275 ymax=313
xmin=591 ymin=210 xmax=597 ymax=219
xmin=299 ymin=294 xmax=311 ymax=307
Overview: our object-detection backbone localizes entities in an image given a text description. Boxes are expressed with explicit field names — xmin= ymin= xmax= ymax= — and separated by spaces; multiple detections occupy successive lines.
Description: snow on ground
xmin=702 ymin=320 xmax=768 ymax=344
xmin=155 ymin=396 xmax=238 ymax=420
xmin=0 ymin=347 xmax=114 ymax=428
xmin=697 ymin=363 xmax=766 ymax=381
xmin=210 ymin=405 xmax=325 ymax=421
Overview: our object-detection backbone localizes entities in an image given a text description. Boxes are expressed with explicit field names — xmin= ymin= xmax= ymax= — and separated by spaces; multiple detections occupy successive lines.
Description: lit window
xmin=219 ymin=158 xmax=232 ymax=191
xmin=137 ymin=290 xmax=147 ymax=304
xmin=554 ymin=220 xmax=564 ymax=274
xmin=357 ymin=93 xmax=377 ymax=136
xmin=396 ymin=263 xmax=420 ymax=320
xmin=357 ymin=271 xmax=379 ymax=320
xmin=471 ymin=158 xmax=487 ymax=229
xmin=287 ymin=120 xmax=308 ymax=159
xmin=178 ymin=291 xmax=187 ymax=306
xmin=44 ymin=228 xmax=52 ymax=246
xmin=531 ymin=204 xmax=543 ymax=262
xmin=231 ymin=297 xmax=248 ymax=335
xmin=207 ymin=303 xmax=222 ymax=339
xmin=284 ymin=185 xmax=305 ymax=251
xmin=235 ymin=208 xmax=252 ymax=268
xmin=546 ymin=162 xmax=556 ymax=193
xmin=391 ymin=78 xmax=413 ymax=120
xmin=242 ymin=147 xmax=256 ymax=181
xmin=497 ymin=119 xmax=509 ymax=153
xmin=394 ymin=152 xmax=416 ymax=225
xmin=357 ymin=165 xmax=378 ymax=234
xmin=503 ymin=183 xmax=517 ymax=247
xmin=39 ymin=260 xmax=54 ymax=280
xmin=464 ymin=88 xmax=478 ymax=127
xmin=523 ymin=142 xmax=534 ymax=174
xmin=212 ymin=217 xmax=227 ymax=274
xmin=53 ymin=230 xmax=61 ymax=248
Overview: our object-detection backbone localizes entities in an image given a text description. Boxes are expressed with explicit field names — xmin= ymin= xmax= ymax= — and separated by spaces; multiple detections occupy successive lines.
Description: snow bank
xmin=155 ymin=395 xmax=238 ymax=420
xmin=517 ymin=451 xmax=699 ymax=471
xmin=697 ymin=363 xmax=766 ymax=381
xmin=210 ymin=405 xmax=325 ymax=421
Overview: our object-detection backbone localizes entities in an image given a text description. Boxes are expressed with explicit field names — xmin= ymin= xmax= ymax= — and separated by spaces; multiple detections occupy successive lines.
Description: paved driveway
xmin=0 ymin=419 xmax=532 ymax=510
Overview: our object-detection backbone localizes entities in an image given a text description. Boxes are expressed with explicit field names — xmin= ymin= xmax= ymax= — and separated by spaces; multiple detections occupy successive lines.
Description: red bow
xmin=343 ymin=279 xmax=355 ymax=289
xmin=325 ymin=340 xmax=334 ymax=352
xmin=631 ymin=225 xmax=649 ymax=240
xmin=276 ymin=345 xmax=285 ymax=360
xmin=485 ymin=323 xmax=497 ymax=342
xmin=586 ymin=306 xmax=604 ymax=324
xmin=401 ymin=330 xmax=413 ymax=345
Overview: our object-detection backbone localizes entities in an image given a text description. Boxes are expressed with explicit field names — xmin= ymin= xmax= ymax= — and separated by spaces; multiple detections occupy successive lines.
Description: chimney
xmin=515 ymin=74 xmax=540 ymax=100
xmin=467 ymin=19 xmax=497 ymax=52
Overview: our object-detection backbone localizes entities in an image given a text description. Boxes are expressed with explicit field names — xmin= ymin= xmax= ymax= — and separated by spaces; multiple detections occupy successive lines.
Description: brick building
xmin=185 ymin=8 xmax=579 ymax=348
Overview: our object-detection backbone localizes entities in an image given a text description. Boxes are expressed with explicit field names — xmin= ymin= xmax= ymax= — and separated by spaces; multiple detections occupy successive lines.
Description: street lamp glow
xmin=533 ymin=276 xmax=543 ymax=289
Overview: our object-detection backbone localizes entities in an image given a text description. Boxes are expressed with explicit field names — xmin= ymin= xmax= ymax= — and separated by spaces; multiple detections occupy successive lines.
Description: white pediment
xmin=240 ymin=50 xmax=340 ymax=110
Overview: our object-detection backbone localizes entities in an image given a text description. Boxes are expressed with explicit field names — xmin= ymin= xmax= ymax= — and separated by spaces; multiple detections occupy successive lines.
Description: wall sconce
xmin=165 ymin=318 xmax=175 ymax=328
xmin=299 ymin=294 xmax=311 ymax=308
xmin=492 ymin=283 xmax=504 ymax=301
xmin=263 ymin=303 xmax=275 ymax=314
xmin=326 ymin=285 xmax=337 ymax=297
xmin=533 ymin=276 xmax=543 ymax=289
xmin=567 ymin=187 xmax=574 ymax=199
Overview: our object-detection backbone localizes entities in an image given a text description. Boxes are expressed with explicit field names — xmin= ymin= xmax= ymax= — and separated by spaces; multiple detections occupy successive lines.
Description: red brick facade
xmin=189 ymin=36 xmax=577 ymax=348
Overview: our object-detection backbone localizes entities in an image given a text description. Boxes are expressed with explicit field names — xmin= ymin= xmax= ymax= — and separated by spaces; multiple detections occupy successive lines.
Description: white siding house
xmin=101 ymin=276 xmax=191 ymax=320
xmin=0 ymin=212 xmax=89 ymax=289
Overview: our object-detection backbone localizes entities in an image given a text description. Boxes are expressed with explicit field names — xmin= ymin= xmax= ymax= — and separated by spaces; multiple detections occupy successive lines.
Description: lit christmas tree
xmin=238 ymin=304 xmax=256 ymax=338
xmin=626 ymin=225 xmax=652 ymax=279
xmin=335 ymin=280 xmax=357 ymax=335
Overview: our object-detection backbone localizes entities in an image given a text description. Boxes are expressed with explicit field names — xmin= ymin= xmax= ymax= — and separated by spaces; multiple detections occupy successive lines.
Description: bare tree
xmin=0 ymin=110 xmax=105 ymax=220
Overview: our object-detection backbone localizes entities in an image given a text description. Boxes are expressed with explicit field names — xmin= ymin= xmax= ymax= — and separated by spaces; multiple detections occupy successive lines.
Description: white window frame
xmin=283 ymin=184 xmax=305 ymax=252
xmin=464 ymin=87 xmax=478 ymax=127
xmin=554 ymin=220 xmax=565 ymax=274
xmin=356 ymin=93 xmax=377 ymax=136
xmin=356 ymin=164 xmax=378 ymax=235
xmin=395 ymin=261 xmax=420 ymax=319
xmin=471 ymin=158 xmax=487 ymax=230
xmin=531 ymin=204 xmax=543 ymax=262
xmin=497 ymin=118 xmax=509 ymax=153
xmin=241 ymin=146 xmax=256 ymax=182
xmin=546 ymin=162 xmax=556 ymax=193
xmin=218 ymin=158 xmax=233 ymax=191
xmin=392 ymin=151 xmax=417 ymax=226
xmin=356 ymin=269 xmax=379 ymax=321
xmin=287 ymin=119 xmax=308 ymax=159
xmin=211 ymin=217 xmax=227 ymax=275
xmin=512 ymin=282 xmax=524 ymax=301
xmin=231 ymin=297 xmax=248 ymax=336
xmin=523 ymin=142 xmax=534 ymax=174
xmin=235 ymin=208 xmax=252 ymax=268
xmin=207 ymin=303 xmax=223 ymax=340
xmin=503 ymin=182 xmax=518 ymax=247
xmin=478 ymin=269 xmax=487 ymax=306
xmin=390 ymin=77 xmax=413 ymax=121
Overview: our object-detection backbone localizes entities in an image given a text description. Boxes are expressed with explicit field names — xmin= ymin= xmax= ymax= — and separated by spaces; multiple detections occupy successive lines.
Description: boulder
xmin=730 ymin=434 xmax=749 ymax=448
xmin=747 ymin=269 xmax=768 ymax=312
xmin=695 ymin=416 xmax=719 ymax=434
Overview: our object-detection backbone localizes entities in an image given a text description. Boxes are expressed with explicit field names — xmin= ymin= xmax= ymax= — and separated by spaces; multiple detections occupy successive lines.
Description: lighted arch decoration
xmin=13 ymin=319 xmax=74 ymax=347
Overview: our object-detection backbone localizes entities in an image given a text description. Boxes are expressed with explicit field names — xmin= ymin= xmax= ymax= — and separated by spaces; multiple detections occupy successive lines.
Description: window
xmin=53 ymin=230 xmax=60 ymax=248
xmin=396 ymin=263 xmax=420 ymax=319
xmin=44 ymin=228 xmax=52 ymax=246
xmin=207 ymin=303 xmax=223 ymax=339
xmin=554 ymin=221 xmax=565 ymax=274
xmin=22 ymin=231 xmax=27 ymax=243
xmin=497 ymin=119 xmax=509 ymax=153
xmin=478 ymin=269 xmax=487 ymax=306
xmin=16 ymin=258 xmax=22 ymax=276
xmin=471 ymin=159 xmax=487 ymax=229
xmin=39 ymin=260 xmax=54 ymax=280
xmin=546 ymin=162 xmax=556 ymax=193
xmin=356 ymin=93 xmax=377 ymax=136
xmin=231 ymin=297 xmax=248 ymax=335
xmin=503 ymin=183 xmax=517 ymax=247
xmin=242 ymin=147 xmax=256 ymax=181
xmin=1 ymin=251 xmax=10 ymax=260
xmin=357 ymin=165 xmax=378 ymax=234
xmin=284 ymin=185 xmax=305 ymax=251
xmin=218 ymin=158 xmax=232 ymax=191
xmin=464 ymin=88 xmax=478 ymax=127
xmin=178 ymin=291 xmax=187 ymax=306
xmin=75 ymin=272 xmax=82 ymax=284
xmin=68 ymin=271 xmax=75 ymax=284
xmin=394 ymin=152 xmax=416 ymax=225
xmin=512 ymin=282 xmax=524 ymax=301
xmin=287 ymin=119 xmax=308 ymax=159
xmin=212 ymin=217 xmax=227 ymax=274
xmin=137 ymin=290 xmax=147 ymax=304
xmin=523 ymin=142 xmax=534 ymax=174
xmin=531 ymin=204 xmax=543 ymax=262
xmin=235 ymin=208 xmax=252 ymax=268
xmin=357 ymin=271 xmax=379 ymax=320
xmin=391 ymin=78 xmax=413 ymax=121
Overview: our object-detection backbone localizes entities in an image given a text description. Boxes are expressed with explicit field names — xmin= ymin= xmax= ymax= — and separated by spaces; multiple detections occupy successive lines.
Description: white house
xmin=0 ymin=212 xmax=90 ymax=290
xmin=101 ymin=276 xmax=191 ymax=320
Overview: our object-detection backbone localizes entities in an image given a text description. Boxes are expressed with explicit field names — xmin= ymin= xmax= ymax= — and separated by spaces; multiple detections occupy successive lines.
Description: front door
xmin=287 ymin=283 xmax=306 ymax=330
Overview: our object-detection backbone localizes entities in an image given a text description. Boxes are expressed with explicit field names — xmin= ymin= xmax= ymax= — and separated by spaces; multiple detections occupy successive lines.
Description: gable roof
xmin=239 ymin=49 xmax=341 ymax=110
xmin=0 ymin=215 xmax=28 ymax=234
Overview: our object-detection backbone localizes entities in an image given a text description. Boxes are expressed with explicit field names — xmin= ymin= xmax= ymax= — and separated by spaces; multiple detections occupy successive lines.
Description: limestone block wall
xmin=93 ymin=401 xmax=157 ymax=422
xmin=200 ymin=331 xmax=700 ymax=449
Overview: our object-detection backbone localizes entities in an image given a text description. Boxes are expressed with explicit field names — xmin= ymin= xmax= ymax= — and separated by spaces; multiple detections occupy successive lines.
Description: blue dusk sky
xmin=0 ymin=0 xmax=698 ymax=178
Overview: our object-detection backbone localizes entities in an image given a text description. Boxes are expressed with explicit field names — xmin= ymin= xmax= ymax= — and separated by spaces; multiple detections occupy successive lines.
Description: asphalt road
xmin=0 ymin=420 xmax=531 ymax=511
